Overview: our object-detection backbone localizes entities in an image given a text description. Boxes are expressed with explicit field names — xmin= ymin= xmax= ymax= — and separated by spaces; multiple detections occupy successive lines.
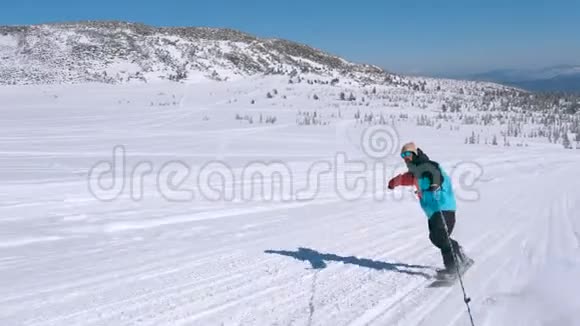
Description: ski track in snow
xmin=1 ymin=82 xmax=580 ymax=326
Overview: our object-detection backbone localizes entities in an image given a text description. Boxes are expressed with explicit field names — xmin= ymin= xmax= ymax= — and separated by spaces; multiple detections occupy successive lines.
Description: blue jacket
xmin=417 ymin=166 xmax=456 ymax=218
xmin=399 ymin=149 xmax=456 ymax=219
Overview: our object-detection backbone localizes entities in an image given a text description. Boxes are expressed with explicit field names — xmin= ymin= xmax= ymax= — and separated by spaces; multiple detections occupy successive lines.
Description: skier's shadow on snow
xmin=264 ymin=247 xmax=432 ymax=278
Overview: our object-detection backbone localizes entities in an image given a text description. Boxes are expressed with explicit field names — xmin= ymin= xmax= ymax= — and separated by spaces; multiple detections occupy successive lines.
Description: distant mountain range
xmin=456 ymin=65 xmax=580 ymax=92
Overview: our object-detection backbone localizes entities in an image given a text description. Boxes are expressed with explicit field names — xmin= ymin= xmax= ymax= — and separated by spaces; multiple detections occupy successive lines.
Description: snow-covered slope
xmin=0 ymin=21 xmax=401 ymax=85
xmin=0 ymin=20 xmax=531 ymax=100
xmin=1 ymin=78 xmax=580 ymax=326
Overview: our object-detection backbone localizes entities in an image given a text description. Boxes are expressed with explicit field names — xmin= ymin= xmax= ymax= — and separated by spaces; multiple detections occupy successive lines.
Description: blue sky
xmin=2 ymin=0 xmax=580 ymax=75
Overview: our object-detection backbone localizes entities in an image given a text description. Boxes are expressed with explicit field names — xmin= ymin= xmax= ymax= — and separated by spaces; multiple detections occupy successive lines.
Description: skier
xmin=387 ymin=142 xmax=473 ymax=276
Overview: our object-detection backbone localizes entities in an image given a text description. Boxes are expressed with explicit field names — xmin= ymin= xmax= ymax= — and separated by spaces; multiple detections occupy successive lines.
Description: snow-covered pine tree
xmin=562 ymin=132 xmax=571 ymax=149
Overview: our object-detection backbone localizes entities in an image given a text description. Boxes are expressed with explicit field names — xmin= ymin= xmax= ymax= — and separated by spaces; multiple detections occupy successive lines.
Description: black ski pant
xmin=428 ymin=210 xmax=463 ymax=269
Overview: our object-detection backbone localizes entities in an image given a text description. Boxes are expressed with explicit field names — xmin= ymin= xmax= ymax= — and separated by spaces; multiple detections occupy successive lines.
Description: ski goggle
xmin=401 ymin=151 xmax=414 ymax=159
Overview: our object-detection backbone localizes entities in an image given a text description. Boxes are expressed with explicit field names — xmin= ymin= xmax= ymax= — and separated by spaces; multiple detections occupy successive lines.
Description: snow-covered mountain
xmin=0 ymin=21 xmax=404 ymax=85
xmin=0 ymin=20 xmax=526 ymax=98
xmin=3 ymin=21 xmax=580 ymax=326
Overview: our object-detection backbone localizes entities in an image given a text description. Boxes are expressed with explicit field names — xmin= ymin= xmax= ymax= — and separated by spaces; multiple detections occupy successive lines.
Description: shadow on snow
xmin=264 ymin=247 xmax=432 ymax=278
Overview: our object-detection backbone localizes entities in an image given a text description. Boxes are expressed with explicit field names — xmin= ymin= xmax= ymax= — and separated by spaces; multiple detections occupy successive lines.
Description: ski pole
xmin=435 ymin=197 xmax=476 ymax=326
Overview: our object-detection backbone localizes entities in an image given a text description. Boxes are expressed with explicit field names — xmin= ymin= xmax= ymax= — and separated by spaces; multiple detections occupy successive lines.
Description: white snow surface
xmin=0 ymin=35 xmax=17 ymax=55
xmin=1 ymin=78 xmax=580 ymax=326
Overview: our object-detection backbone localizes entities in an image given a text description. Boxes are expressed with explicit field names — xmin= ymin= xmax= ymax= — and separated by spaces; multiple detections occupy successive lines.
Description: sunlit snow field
xmin=1 ymin=78 xmax=579 ymax=326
